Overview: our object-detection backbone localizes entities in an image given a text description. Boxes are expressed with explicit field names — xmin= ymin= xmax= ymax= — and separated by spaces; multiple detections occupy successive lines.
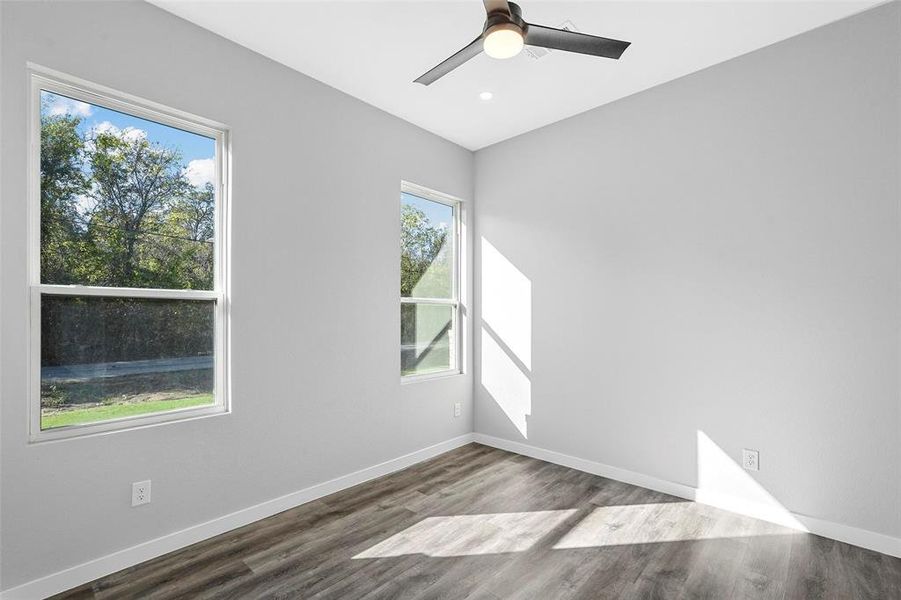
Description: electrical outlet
xmin=742 ymin=449 xmax=760 ymax=472
xmin=454 ymin=402 xmax=462 ymax=418
xmin=132 ymin=480 xmax=151 ymax=507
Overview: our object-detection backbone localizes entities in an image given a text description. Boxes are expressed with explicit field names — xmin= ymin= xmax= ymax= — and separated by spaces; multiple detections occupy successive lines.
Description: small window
xmin=30 ymin=68 xmax=229 ymax=440
xmin=400 ymin=183 xmax=461 ymax=380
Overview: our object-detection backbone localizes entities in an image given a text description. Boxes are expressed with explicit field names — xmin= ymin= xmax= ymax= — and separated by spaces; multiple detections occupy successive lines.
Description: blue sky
xmin=41 ymin=90 xmax=215 ymax=187
xmin=402 ymin=192 xmax=453 ymax=230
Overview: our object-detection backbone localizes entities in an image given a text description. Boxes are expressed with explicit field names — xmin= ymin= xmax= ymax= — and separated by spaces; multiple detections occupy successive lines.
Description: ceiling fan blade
xmin=483 ymin=0 xmax=511 ymax=16
xmin=414 ymin=37 xmax=484 ymax=85
xmin=524 ymin=23 xmax=630 ymax=59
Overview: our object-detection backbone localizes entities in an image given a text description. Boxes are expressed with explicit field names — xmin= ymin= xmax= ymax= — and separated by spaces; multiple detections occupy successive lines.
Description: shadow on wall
xmin=480 ymin=237 xmax=531 ymax=439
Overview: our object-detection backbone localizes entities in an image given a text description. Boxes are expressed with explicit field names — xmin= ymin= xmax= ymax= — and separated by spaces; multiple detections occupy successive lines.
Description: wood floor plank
xmin=48 ymin=443 xmax=901 ymax=600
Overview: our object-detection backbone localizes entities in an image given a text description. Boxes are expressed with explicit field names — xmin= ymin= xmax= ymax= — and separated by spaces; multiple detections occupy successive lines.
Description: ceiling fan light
xmin=483 ymin=24 xmax=524 ymax=59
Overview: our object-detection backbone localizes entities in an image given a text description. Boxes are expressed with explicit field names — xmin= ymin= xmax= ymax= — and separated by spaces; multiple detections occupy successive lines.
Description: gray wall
xmin=0 ymin=1 xmax=473 ymax=589
xmin=474 ymin=2 xmax=901 ymax=538
xmin=3 ymin=0 xmax=900 ymax=590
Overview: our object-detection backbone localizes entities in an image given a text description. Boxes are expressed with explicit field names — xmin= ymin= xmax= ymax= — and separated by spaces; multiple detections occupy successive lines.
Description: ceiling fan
xmin=414 ymin=0 xmax=631 ymax=86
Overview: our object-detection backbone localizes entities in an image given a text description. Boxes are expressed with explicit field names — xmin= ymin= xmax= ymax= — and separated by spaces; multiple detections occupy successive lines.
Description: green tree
xmin=145 ymin=182 xmax=215 ymax=289
xmin=39 ymin=111 xmax=88 ymax=284
xmin=86 ymin=129 xmax=195 ymax=287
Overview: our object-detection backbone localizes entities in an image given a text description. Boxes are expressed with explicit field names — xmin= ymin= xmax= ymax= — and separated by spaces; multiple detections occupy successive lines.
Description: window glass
xmin=400 ymin=188 xmax=459 ymax=378
xmin=40 ymin=91 xmax=216 ymax=290
xmin=34 ymin=79 xmax=226 ymax=437
xmin=40 ymin=296 xmax=215 ymax=430
xmin=401 ymin=303 xmax=454 ymax=377
xmin=401 ymin=192 xmax=454 ymax=299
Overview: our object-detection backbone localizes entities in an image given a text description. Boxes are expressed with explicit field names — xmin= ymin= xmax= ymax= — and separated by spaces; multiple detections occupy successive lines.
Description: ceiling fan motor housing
xmin=484 ymin=1 xmax=526 ymax=37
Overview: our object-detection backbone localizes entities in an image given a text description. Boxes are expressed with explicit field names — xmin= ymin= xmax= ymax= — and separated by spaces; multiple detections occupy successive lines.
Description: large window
xmin=30 ymin=68 xmax=229 ymax=440
xmin=400 ymin=183 xmax=461 ymax=380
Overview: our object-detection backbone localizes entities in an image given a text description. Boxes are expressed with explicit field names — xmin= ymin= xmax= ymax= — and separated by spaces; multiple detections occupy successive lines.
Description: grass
xmin=41 ymin=394 xmax=214 ymax=430
xmin=42 ymin=369 xmax=213 ymax=407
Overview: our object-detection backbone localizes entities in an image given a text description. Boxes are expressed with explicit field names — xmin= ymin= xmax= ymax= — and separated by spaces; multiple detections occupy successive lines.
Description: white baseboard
xmin=473 ymin=433 xmax=901 ymax=559
xmin=0 ymin=433 xmax=476 ymax=600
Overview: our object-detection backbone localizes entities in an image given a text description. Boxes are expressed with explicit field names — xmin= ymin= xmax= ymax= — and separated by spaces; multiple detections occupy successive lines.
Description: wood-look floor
xmin=52 ymin=443 xmax=901 ymax=599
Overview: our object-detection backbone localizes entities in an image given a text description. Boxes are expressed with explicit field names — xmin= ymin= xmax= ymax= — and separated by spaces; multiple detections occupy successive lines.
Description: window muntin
xmin=400 ymin=185 xmax=460 ymax=379
xmin=30 ymin=70 xmax=229 ymax=439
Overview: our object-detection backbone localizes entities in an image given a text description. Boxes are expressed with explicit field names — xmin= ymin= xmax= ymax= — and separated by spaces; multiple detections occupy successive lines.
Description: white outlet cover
xmin=132 ymin=480 xmax=152 ymax=507
xmin=454 ymin=402 xmax=462 ymax=417
xmin=742 ymin=449 xmax=760 ymax=472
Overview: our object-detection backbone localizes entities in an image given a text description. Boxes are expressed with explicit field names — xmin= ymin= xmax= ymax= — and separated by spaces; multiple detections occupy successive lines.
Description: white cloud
xmin=93 ymin=121 xmax=117 ymax=135
xmin=47 ymin=96 xmax=93 ymax=118
xmin=91 ymin=121 xmax=147 ymax=143
xmin=183 ymin=158 xmax=215 ymax=188
xmin=84 ymin=122 xmax=148 ymax=156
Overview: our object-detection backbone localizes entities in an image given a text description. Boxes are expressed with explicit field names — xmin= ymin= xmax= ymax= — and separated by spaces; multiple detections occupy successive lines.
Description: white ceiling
xmin=151 ymin=0 xmax=880 ymax=150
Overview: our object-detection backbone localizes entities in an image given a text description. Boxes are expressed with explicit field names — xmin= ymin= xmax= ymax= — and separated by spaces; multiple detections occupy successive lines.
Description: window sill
xmin=401 ymin=370 xmax=463 ymax=385
xmin=29 ymin=403 xmax=230 ymax=444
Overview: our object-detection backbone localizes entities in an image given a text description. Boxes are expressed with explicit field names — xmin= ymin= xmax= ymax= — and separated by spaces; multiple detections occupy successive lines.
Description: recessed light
xmin=479 ymin=91 xmax=494 ymax=101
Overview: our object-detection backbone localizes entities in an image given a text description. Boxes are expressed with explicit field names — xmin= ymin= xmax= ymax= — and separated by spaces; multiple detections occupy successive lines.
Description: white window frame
xmin=400 ymin=181 xmax=464 ymax=383
xmin=27 ymin=65 xmax=231 ymax=442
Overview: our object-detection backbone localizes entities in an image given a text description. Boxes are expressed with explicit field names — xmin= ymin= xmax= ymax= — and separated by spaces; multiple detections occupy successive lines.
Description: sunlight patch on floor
xmin=553 ymin=501 xmax=799 ymax=549
xmin=353 ymin=510 xmax=575 ymax=559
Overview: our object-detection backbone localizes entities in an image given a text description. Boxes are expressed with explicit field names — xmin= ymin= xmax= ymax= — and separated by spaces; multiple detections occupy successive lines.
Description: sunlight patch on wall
xmin=696 ymin=431 xmax=806 ymax=530
xmin=481 ymin=327 xmax=531 ymax=438
xmin=553 ymin=502 xmax=798 ymax=549
xmin=354 ymin=510 xmax=576 ymax=559
xmin=481 ymin=238 xmax=531 ymax=370
xmin=480 ymin=237 xmax=532 ymax=438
